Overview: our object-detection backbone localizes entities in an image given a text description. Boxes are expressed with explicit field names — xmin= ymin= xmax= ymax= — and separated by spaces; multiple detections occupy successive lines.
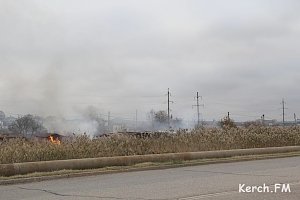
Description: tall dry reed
xmin=1 ymin=126 xmax=299 ymax=164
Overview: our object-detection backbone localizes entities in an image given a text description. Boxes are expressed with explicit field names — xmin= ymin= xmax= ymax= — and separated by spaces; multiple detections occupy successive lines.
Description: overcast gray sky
xmin=0 ymin=0 xmax=300 ymax=122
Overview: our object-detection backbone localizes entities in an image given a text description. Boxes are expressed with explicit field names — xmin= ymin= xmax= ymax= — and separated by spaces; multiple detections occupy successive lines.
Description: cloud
xmin=0 ymin=0 xmax=300 ymax=122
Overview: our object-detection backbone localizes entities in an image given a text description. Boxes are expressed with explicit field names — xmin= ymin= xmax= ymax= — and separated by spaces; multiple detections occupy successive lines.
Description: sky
xmin=0 ymin=0 xmax=300 ymax=123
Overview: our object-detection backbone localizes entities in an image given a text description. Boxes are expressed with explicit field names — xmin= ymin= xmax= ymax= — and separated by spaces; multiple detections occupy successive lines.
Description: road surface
xmin=1 ymin=156 xmax=300 ymax=200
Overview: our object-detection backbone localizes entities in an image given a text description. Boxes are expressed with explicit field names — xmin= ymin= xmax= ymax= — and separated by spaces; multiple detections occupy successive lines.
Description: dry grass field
xmin=1 ymin=126 xmax=300 ymax=164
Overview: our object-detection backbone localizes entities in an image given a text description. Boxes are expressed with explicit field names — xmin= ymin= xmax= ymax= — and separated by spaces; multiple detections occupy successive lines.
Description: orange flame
xmin=48 ymin=135 xmax=61 ymax=145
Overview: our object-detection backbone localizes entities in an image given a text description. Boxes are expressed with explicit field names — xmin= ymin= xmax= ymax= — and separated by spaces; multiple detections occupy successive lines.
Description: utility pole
xmin=192 ymin=92 xmax=204 ymax=127
xmin=281 ymin=99 xmax=287 ymax=125
xmin=168 ymin=88 xmax=170 ymax=126
xmin=168 ymin=88 xmax=171 ymax=128
xmin=107 ymin=111 xmax=110 ymax=133
xmin=261 ymin=114 xmax=265 ymax=125
xmin=150 ymin=109 xmax=154 ymax=131
xmin=135 ymin=109 xmax=138 ymax=131
xmin=167 ymin=88 xmax=174 ymax=128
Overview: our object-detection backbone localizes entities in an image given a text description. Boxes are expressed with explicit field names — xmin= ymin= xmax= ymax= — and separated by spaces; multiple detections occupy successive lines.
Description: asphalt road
xmin=1 ymin=156 xmax=300 ymax=200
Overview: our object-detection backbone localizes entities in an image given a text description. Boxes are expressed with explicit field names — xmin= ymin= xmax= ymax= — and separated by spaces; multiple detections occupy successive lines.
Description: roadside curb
xmin=1 ymin=151 xmax=300 ymax=185
xmin=1 ymin=146 xmax=300 ymax=177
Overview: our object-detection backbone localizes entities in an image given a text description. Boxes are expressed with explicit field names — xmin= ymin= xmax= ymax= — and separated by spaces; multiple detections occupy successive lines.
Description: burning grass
xmin=1 ymin=126 xmax=300 ymax=164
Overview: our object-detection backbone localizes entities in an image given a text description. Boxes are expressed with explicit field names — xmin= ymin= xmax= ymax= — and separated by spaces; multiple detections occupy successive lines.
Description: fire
xmin=48 ymin=135 xmax=61 ymax=145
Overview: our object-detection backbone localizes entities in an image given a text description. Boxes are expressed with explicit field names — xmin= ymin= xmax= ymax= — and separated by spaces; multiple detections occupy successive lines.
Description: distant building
xmin=0 ymin=111 xmax=5 ymax=122
xmin=262 ymin=119 xmax=277 ymax=126
xmin=0 ymin=111 xmax=5 ymax=129
xmin=3 ymin=116 xmax=16 ymax=127
xmin=0 ymin=112 xmax=17 ymax=134
xmin=112 ymin=124 xmax=127 ymax=133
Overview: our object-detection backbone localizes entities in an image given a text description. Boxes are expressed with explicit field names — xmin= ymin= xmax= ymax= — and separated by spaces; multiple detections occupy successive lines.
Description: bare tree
xmin=219 ymin=116 xmax=236 ymax=129
xmin=9 ymin=115 xmax=47 ymax=136
xmin=171 ymin=117 xmax=183 ymax=129
xmin=154 ymin=110 xmax=168 ymax=124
